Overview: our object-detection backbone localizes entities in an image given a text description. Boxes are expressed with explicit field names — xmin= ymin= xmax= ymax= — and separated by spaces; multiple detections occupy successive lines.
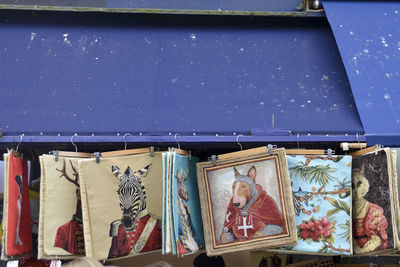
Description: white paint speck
xmin=290 ymin=99 xmax=295 ymax=103
xmin=239 ymin=48 xmax=244 ymax=52
xmin=363 ymin=49 xmax=369 ymax=53
xmin=171 ymin=77 xmax=179 ymax=83
xmin=30 ymin=32 xmax=36 ymax=41
xmin=63 ymin=33 xmax=69 ymax=38
xmin=339 ymin=24 xmax=343 ymax=28
xmin=384 ymin=93 xmax=391 ymax=99
xmin=190 ymin=34 xmax=196 ymax=40
xmin=349 ymin=31 xmax=355 ymax=36
xmin=259 ymin=102 xmax=265 ymax=106
xmin=144 ymin=37 xmax=151 ymax=44
xmin=307 ymin=100 xmax=311 ymax=103
xmin=395 ymin=10 xmax=398 ymax=14
xmin=355 ymin=69 xmax=360 ymax=75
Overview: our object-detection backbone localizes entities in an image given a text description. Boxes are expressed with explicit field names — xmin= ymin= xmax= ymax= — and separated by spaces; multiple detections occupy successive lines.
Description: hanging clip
xmin=267 ymin=144 xmax=277 ymax=155
xmin=374 ymin=144 xmax=382 ymax=155
xmin=93 ymin=152 xmax=101 ymax=163
xmin=341 ymin=142 xmax=349 ymax=151
xmin=149 ymin=146 xmax=155 ymax=157
xmin=209 ymin=155 xmax=217 ymax=166
xmin=326 ymin=148 xmax=334 ymax=160
xmin=49 ymin=150 xmax=60 ymax=161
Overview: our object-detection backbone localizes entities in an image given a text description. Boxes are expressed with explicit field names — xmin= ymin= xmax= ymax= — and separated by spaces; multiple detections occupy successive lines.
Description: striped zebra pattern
xmin=112 ymin=165 xmax=151 ymax=217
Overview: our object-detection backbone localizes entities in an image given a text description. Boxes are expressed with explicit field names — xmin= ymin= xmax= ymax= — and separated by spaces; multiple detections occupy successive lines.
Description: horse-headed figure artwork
xmin=220 ymin=166 xmax=285 ymax=243
xmin=108 ymin=164 xmax=162 ymax=258
xmin=175 ymin=168 xmax=201 ymax=254
xmin=352 ymin=165 xmax=388 ymax=253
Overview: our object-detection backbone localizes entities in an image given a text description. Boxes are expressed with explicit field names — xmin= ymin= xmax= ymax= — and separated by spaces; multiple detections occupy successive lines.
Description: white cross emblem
xmin=225 ymin=212 xmax=231 ymax=222
xmin=237 ymin=216 xmax=253 ymax=238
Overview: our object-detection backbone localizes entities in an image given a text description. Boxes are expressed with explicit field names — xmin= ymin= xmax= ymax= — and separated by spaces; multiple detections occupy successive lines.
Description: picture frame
xmin=196 ymin=147 xmax=297 ymax=255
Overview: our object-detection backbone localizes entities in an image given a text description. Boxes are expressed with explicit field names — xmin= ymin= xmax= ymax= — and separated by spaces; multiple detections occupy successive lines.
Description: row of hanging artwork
xmin=0 ymin=144 xmax=400 ymax=262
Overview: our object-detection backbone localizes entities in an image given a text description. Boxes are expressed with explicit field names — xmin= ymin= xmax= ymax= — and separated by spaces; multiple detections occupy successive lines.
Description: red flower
xmin=299 ymin=221 xmax=312 ymax=239
xmin=299 ymin=217 xmax=333 ymax=241
xmin=320 ymin=216 xmax=333 ymax=238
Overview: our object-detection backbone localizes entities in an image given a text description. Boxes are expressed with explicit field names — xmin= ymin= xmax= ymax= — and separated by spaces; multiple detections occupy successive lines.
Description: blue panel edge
xmin=0 ymin=135 xmax=366 ymax=144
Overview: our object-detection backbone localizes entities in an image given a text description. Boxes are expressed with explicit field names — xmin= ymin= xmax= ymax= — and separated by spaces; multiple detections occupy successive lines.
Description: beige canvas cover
xmin=79 ymin=152 xmax=163 ymax=260
xmin=38 ymin=154 xmax=86 ymax=259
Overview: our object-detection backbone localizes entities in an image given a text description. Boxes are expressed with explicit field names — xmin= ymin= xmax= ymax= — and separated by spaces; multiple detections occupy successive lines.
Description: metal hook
xmin=71 ymin=133 xmax=78 ymax=153
xmin=123 ymin=133 xmax=131 ymax=150
xmin=236 ymin=134 xmax=244 ymax=151
xmin=16 ymin=134 xmax=24 ymax=152
xmin=356 ymin=133 xmax=362 ymax=150
xmin=296 ymin=133 xmax=300 ymax=149
xmin=174 ymin=133 xmax=181 ymax=150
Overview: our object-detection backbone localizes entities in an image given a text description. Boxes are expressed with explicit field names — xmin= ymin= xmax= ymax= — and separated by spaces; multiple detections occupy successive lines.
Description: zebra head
xmin=112 ymin=164 xmax=151 ymax=230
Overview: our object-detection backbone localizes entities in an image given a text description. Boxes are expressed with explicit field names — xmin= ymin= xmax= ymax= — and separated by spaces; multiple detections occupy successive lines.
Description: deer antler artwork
xmin=56 ymin=158 xmax=80 ymax=187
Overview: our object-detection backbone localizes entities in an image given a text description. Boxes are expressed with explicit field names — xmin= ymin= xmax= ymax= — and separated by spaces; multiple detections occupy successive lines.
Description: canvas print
xmin=197 ymin=148 xmax=296 ymax=255
xmin=38 ymin=155 xmax=87 ymax=259
xmin=2 ymin=153 xmax=32 ymax=259
xmin=172 ymin=153 xmax=204 ymax=255
xmin=285 ymin=155 xmax=352 ymax=254
xmin=54 ymin=159 xmax=84 ymax=254
xmin=78 ymin=152 xmax=163 ymax=260
xmin=352 ymin=148 xmax=398 ymax=254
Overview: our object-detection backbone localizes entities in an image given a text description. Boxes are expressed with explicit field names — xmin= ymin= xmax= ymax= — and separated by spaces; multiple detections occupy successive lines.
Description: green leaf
xmin=326 ymin=197 xmax=341 ymax=209
xmin=326 ymin=208 xmax=340 ymax=217
xmin=339 ymin=200 xmax=350 ymax=215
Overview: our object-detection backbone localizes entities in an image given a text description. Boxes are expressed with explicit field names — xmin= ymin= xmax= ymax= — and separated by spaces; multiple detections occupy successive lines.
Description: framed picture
xmin=196 ymin=147 xmax=297 ymax=255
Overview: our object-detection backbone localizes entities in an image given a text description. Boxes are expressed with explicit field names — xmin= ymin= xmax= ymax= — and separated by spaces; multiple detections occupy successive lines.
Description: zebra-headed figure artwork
xmin=108 ymin=164 xmax=162 ymax=258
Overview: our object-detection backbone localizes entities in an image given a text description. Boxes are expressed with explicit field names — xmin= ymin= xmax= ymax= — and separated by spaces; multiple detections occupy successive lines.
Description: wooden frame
xmin=196 ymin=147 xmax=296 ymax=255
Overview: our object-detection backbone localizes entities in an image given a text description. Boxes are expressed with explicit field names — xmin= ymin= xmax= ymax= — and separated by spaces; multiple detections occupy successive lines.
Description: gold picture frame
xmin=196 ymin=147 xmax=297 ymax=255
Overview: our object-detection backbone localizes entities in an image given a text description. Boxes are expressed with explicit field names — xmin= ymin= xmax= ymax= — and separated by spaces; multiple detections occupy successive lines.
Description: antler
xmin=175 ymin=168 xmax=189 ymax=181
xmin=56 ymin=158 xmax=80 ymax=187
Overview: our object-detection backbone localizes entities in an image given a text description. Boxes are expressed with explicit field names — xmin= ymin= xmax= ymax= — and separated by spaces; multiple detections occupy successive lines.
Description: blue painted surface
xmin=324 ymin=1 xmax=400 ymax=146
xmin=1 ymin=0 xmax=301 ymax=12
xmin=0 ymin=11 xmax=363 ymax=139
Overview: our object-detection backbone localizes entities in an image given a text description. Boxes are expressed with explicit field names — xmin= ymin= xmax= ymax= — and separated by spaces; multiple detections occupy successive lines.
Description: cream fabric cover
xmin=79 ymin=152 xmax=162 ymax=260
xmin=38 ymin=154 xmax=84 ymax=259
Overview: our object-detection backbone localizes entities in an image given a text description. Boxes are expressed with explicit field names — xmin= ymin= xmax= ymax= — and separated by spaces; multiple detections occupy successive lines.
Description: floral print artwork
xmin=285 ymin=155 xmax=352 ymax=254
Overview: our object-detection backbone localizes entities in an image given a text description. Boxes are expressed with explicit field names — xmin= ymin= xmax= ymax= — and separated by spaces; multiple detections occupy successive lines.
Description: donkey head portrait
xmin=175 ymin=168 xmax=189 ymax=202
xmin=232 ymin=166 xmax=259 ymax=210
xmin=112 ymin=164 xmax=151 ymax=230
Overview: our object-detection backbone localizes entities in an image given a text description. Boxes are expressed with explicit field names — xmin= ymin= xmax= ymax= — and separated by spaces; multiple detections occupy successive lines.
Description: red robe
xmin=54 ymin=219 xmax=85 ymax=254
xmin=108 ymin=214 xmax=162 ymax=259
xmin=354 ymin=202 xmax=388 ymax=250
xmin=6 ymin=155 xmax=32 ymax=256
xmin=223 ymin=184 xmax=285 ymax=240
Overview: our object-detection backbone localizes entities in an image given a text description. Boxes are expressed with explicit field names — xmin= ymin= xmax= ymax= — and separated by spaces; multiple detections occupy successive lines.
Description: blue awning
xmin=0 ymin=11 xmax=364 ymax=143
xmin=323 ymin=1 xmax=400 ymax=146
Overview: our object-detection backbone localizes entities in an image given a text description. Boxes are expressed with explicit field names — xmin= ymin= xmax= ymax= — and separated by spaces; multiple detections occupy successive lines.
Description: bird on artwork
xmin=292 ymin=187 xmax=311 ymax=216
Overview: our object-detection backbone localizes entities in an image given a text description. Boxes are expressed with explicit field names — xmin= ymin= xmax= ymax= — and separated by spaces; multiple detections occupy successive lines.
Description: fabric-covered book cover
xmin=286 ymin=155 xmax=352 ymax=254
xmin=38 ymin=155 xmax=86 ymax=259
xmin=172 ymin=153 xmax=204 ymax=255
xmin=2 ymin=153 xmax=32 ymax=260
xmin=79 ymin=152 xmax=162 ymax=261
xmin=352 ymin=148 xmax=399 ymax=254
